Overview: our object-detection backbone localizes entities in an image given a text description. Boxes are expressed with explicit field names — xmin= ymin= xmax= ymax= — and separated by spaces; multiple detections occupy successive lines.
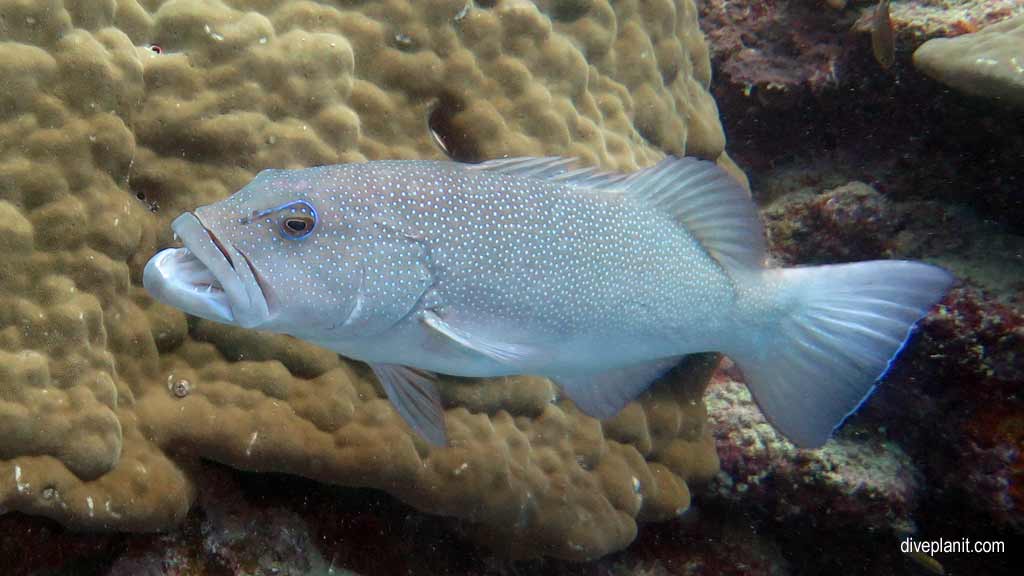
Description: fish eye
xmin=280 ymin=214 xmax=316 ymax=240
xmin=241 ymin=199 xmax=318 ymax=239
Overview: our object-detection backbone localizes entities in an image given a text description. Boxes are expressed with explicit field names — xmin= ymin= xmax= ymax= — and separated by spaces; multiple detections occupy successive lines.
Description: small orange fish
xmin=872 ymin=0 xmax=895 ymax=69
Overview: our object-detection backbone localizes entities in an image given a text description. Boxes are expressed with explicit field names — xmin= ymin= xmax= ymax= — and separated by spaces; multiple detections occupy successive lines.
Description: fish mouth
xmin=143 ymin=213 xmax=272 ymax=328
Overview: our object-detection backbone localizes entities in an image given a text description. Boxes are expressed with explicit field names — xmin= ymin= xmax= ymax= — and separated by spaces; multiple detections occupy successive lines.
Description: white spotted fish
xmin=143 ymin=157 xmax=953 ymax=447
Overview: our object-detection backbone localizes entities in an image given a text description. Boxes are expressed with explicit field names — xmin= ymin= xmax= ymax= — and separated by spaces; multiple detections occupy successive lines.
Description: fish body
xmin=287 ymin=160 xmax=734 ymax=375
xmin=144 ymin=157 xmax=952 ymax=447
xmin=872 ymin=0 xmax=896 ymax=69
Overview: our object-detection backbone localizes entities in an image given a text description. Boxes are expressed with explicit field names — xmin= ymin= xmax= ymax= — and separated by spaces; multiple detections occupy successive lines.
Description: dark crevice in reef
xmin=713 ymin=44 xmax=1024 ymax=232
xmin=427 ymin=91 xmax=482 ymax=163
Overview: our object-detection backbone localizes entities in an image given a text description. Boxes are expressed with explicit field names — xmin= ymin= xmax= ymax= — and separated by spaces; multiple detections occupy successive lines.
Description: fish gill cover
xmin=0 ymin=0 xmax=735 ymax=561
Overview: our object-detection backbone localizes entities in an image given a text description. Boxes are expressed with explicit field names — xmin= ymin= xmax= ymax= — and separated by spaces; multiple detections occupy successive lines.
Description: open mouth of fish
xmin=143 ymin=213 xmax=273 ymax=328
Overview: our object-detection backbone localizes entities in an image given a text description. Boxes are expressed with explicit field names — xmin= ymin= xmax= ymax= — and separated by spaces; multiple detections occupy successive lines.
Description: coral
xmin=698 ymin=0 xmax=1024 ymax=108
xmin=762 ymin=175 xmax=1024 ymax=302
xmin=873 ymin=285 xmax=1024 ymax=529
xmin=754 ymin=167 xmax=1024 ymax=534
xmin=0 ymin=461 xmax=794 ymax=576
xmin=852 ymin=0 xmax=1024 ymax=43
xmin=0 ymin=0 xmax=728 ymax=560
xmin=698 ymin=0 xmax=846 ymax=100
xmin=762 ymin=181 xmax=897 ymax=265
xmin=913 ymin=15 xmax=1024 ymax=107
xmin=704 ymin=373 xmax=922 ymax=535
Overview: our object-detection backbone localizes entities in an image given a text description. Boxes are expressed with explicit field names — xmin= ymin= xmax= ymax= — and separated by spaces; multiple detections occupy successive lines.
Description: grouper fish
xmin=143 ymin=157 xmax=953 ymax=447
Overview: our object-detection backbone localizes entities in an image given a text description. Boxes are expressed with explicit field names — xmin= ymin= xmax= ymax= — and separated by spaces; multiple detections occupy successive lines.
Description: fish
xmin=905 ymin=551 xmax=946 ymax=575
xmin=143 ymin=156 xmax=953 ymax=447
xmin=872 ymin=0 xmax=895 ymax=69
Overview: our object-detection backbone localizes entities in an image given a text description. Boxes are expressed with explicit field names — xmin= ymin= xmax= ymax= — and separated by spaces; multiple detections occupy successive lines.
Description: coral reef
xmin=699 ymin=0 xmax=1024 ymax=108
xmin=711 ymin=17 xmax=1024 ymax=230
xmin=698 ymin=0 xmax=846 ymax=100
xmin=0 ymin=461 xmax=794 ymax=576
xmin=761 ymin=176 xmax=1023 ymax=527
xmin=762 ymin=180 xmax=896 ymax=265
xmin=914 ymin=15 xmax=1024 ymax=107
xmin=0 ymin=0 xmax=732 ymax=561
xmin=705 ymin=372 xmax=921 ymax=535
xmin=667 ymin=4 xmax=1020 ymax=574
xmin=851 ymin=0 xmax=1024 ymax=42
xmin=746 ymin=170 xmax=1023 ymax=567
xmin=873 ymin=285 xmax=1024 ymax=530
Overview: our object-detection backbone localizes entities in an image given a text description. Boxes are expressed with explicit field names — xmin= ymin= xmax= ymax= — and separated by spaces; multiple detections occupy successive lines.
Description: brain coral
xmin=0 ymin=0 xmax=728 ymax=560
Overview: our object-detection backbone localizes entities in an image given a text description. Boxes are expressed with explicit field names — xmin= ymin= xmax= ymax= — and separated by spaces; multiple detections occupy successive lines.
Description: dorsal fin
xmin=467 ymin=155 xmax=766 ymax=273
xmin=466 ymin=156 xmax=632 ymax=188
xmin=619 ymin=157 xmax=765 ymax=271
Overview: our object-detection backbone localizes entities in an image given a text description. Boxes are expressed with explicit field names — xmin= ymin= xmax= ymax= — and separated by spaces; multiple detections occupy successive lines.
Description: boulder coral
xmin=914 ymin=15 xmax=1024 ymax=107
xmin=0 ymin=0 xmax=730 ymax=560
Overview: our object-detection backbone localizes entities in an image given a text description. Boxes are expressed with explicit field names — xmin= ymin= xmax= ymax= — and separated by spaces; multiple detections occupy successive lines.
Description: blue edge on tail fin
xmin=831 ymin=317 xmax=917 ymax=436
xmin=731 ymin=260 xmax=954 ymax=448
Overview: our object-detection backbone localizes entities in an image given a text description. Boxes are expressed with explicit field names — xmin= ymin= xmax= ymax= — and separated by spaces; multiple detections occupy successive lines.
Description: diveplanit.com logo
xmin=901 ymin=537 xmax=1005 ymax=555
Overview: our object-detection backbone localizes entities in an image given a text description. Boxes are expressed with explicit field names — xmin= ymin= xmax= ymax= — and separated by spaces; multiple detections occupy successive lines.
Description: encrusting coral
xmin=914 ymin=15 xmax=1024 ymax=107
xmin=0 ymin=0 xmax=728 ymax=560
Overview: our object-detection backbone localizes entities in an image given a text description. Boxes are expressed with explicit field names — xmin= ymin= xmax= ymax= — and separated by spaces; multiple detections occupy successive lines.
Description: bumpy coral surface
xmin=914 ymin=15 xmax=1024 ymax=107
xmin=0 ymin=0 xmax=729 ymax=560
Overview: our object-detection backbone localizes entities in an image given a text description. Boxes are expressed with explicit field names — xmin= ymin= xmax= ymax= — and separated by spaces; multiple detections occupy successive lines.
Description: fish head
xmin=143 ymin=167 xmax=366 ymax=334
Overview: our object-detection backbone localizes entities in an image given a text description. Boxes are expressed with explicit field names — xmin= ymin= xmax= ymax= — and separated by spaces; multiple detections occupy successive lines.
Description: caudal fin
xmin=730 ymin=261 xmax=953 ymax=448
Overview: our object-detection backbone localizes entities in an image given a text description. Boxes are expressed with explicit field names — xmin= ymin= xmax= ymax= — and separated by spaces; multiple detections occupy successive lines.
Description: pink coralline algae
xmin=762 ymin=181 xmax=896 ymax=264
xmin=851 ymin=0 xmax=1024 ymax=43
xmin=698 ymin=0 xmax=846 ymax=98
xmin=699 ymin=0 xmax=1024 ymax=103
xmin=875 ymin=286 xmax=1024 ymax=529
xmin=704 ymin=369 xmax=921 ymax=534
xmin=755 ymin=176 xmax=1024 ymax=531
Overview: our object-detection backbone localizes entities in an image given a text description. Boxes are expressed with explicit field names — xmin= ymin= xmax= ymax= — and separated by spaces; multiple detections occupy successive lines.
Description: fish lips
xmin=143 ymin=212 xmax=271 ymax=328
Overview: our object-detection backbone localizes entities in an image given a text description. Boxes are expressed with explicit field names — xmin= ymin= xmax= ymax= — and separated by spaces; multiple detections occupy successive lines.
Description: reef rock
xmin=0 ymin=0 xmax=728 ymax=560
xmin=756 ymin=174 xmax=1024 ymax=534
xmin=699 ymin=0 xmax=1024 ymax=104
xmin=704 ymin=371 xmax=921 ymax=535
xmin=762 ymin=181 xmax=897 ymax=265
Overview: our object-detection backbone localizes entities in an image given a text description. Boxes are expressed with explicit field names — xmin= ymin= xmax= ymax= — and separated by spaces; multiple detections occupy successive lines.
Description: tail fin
xmin=729 ymin=261 xmax=954 ymax=448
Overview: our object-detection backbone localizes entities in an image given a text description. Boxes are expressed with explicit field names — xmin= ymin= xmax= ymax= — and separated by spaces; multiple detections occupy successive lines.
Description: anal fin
xmin=371 ymin=363 xmax=447 ymax=446
xmin=551 ymin=357 xmax=682 ymax=419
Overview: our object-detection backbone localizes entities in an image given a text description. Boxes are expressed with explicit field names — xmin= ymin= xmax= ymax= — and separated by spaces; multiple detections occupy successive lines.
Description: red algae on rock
xmin=878 ymin=286 xmax=1024 ymax=529
xmin=700 ymin=0 xmax=1024 ymax=108
xmin=704 ymin=370 xmax=922 ymax=535
xmin=698 ymin=0 xmax=846 ymax=99
xmin=762 ymin=181 xmax=897 ymax=264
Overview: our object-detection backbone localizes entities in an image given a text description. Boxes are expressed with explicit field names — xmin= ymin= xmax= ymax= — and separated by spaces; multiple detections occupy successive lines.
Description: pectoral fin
xmin=371 ymin=363 xmax=447 ymax=446
xmin=551 ymin=357 xmax=682 ymax=419
xmin=421 ymin=310 xmax=535 ymax=364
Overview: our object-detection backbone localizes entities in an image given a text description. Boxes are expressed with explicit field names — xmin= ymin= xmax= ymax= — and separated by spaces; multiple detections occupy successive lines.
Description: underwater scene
xmin=0 ymin=0 xmax=1020 ymax=574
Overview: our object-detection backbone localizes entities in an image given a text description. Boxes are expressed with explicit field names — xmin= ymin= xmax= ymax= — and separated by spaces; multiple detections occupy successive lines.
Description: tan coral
xmin=914 ymin=15 xmax=1024 ymax=108
xmin=0 ymin=0 xmax=728 ymax=560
